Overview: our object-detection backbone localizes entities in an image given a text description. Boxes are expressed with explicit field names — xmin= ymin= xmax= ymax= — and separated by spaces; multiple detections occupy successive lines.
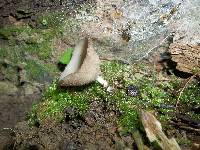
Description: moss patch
xmin=28 ymin=61 xmax=200 ymax=134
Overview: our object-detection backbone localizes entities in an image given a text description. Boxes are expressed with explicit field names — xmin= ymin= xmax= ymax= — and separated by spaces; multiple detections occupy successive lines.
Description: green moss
xmin=28 ymin=103 xmax=39 ymax=126
xmin=0 ymin=14 xmax=68 ymax=60
xmin=119 ymin=105 xmax=139 ymax=132
xmin=0 ymin=11 xmax=80 ymax=62
xmin=179 ymin=81 xmax=200 ymax=106
xmin=0 ymin=26 xmax=52 ymax=60
xmin=35 ymin=79 xmax=91 ymax=123
xmin=28 ymin=61 xmax=200 ymax=134
xmin=0 ymin=46 xmax=25 ymax=63
xmin=0 ymin=11 xmax=74 ymax=82
xmin=21 ymin=41 xmax=52 ymax=59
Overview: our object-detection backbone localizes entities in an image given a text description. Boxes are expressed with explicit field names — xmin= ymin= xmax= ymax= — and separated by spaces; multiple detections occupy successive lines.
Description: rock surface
xmin=167 ymin=0 xmax=200 ymax=75
xmin=169 ymin=43 xmax=200 ymax=74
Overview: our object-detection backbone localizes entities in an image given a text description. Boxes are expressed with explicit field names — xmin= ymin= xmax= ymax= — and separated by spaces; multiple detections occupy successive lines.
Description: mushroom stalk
xmin=59 ymin=38 xmax=88 ymax=81
xmin=96 ymin=76 xmax=108 ymax=87
xmin=96 ymin=76 xmax=113 ymax=92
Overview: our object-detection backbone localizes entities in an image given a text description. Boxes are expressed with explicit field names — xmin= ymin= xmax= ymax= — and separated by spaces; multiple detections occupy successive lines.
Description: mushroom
xmin=59 ymin=37 xmax=112 ymax=91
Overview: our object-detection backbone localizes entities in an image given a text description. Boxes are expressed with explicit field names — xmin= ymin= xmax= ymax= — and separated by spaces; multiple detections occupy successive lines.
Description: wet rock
xmin=0 ymin=0 xmax=89 ymax=26
xmin=0 ymin=129 xmax=15 ymax=150
xmin=0 ymin=81 xmax=18 ymax=95
xmin=167 ymin=0 xmax=200 ymax=76
xmin=0 ymin=82 xmax=42 ymax=128
xmin=24 ymin=84 xmax=38 ymax=95
xmin=59 ymin=140 xmax=78 ymax=150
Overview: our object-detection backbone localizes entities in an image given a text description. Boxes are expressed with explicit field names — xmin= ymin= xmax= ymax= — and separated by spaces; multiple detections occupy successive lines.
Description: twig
xmin=175 ymin=71 xmax=200 ymax=110
xmin=169 ymin=121 xmax=200 ymax=133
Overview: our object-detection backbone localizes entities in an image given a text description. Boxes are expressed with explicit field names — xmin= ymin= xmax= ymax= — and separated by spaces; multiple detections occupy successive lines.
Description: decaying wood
xmin=169 ymin=43 xmax=200 ymax=75
xmin=170 ymin=113 xmax=200 ymax=133
xmin=141 ymin=111 xmax=181 ymax=150
xmin=175 ymin=114 xmax=200 ymax=129
xmin=170 ymin=121 xmax=200 ymax=133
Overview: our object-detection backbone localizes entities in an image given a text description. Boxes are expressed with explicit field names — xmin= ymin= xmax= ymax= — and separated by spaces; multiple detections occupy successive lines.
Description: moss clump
xmin=0 ymin=48 xmax=7 ymax=58
xmin=28 ymin=61 xmax=200 ymax=134
xmin=0 ymin=25 xmax=52 ymax=60
xmin=22 ymin=41 xmax=52 ymax=60
xmin=29 ymin=79 xmax=92 ymax=124
xmin=119 ymin=105 xmax=140 ymax=132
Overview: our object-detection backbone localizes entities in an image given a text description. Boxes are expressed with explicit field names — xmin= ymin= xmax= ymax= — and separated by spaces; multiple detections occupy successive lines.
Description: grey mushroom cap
xmin=59 ymin=38 xmax=100 ymax=86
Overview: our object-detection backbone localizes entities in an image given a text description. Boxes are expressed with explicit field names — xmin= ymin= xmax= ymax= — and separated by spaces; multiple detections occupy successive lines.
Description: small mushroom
xmin=59 ymin=38 xmax=112 ymax=91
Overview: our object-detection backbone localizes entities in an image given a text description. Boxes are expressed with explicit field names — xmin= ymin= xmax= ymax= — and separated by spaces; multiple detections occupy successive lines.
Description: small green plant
xmin=29 ymin=79 xmax=92 ymax=123
xmin=119 ymin=105 xmax=140 ymax=132
xmin=59 ymin=48 xmax=73 ymax=65
xmin=28 ymin=103 xmax=39 ymax=126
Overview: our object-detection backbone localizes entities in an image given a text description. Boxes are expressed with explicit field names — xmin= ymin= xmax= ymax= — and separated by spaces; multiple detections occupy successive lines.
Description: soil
xmin=0 ymin=0 xmax=92 ymax=27
xmin=13 ymin=101 xmax=132 ymax=150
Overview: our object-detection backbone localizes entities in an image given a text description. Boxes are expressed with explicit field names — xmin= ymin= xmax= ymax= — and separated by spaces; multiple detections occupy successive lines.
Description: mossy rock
xmin=28 ymin=61 xmax=200 ymax=134
xmin=25 ymin=60 xmax=53 ymax=83
xmin=0 ymin=81 xmax=18 ymax=95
